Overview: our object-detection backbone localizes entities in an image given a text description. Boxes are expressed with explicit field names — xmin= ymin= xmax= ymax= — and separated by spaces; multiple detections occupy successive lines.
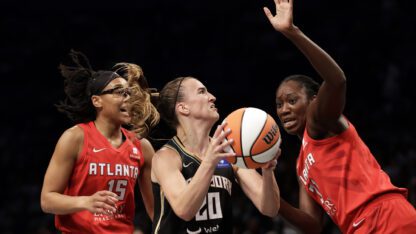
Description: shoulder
xmin=140 ymin=138 xmax=153 ymax=151
xmin=60 ymin=125 xmax=84 ymax=146
xmin=153 ymin=146 xmax=182 ymax=168
xmin=54 ymin=125 xmax=85 ymax=161
xmin=140 ymin=138 xmax=155 ymax=162
xmin=151 ymin=146 xmax=182 ymax=182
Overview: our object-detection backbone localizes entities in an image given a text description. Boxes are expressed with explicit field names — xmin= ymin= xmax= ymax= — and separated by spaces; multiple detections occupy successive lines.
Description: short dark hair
xmin=280 ymin=74 xmax=320 ymax=98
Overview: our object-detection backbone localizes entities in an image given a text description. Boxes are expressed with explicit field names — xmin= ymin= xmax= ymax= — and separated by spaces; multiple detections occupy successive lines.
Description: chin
xmin=284 ymin=127 xmax=298 ymax=136
xmin=121 ymin=117 xmax=132 ymax=125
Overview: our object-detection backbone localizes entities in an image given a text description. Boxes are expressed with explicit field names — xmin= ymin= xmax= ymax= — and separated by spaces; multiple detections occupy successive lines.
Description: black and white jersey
xmin=152 ymin=136 xmax=235 ymax=234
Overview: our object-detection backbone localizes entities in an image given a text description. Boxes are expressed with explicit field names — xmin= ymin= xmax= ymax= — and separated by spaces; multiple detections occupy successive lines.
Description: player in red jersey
xmin=264 ymin=0 xmax=416 ymax=233
xmin=40 ymin=51 xmax=159 ymax=233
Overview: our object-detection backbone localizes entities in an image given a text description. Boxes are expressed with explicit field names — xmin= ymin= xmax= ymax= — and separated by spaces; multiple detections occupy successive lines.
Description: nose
xmin=209 ymin=92 xmax=216 ymax=102
xmin=277 ymin=102 xmax=290 ymax=116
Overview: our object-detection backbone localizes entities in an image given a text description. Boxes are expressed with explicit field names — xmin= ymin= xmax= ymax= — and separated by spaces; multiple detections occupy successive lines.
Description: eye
xmin=116 ymin=88 xmax=131 ymax=97
xmin=198 ymin=89 xmax=206 ymax=94
xmin=288 ymin=98 xmax=297 ymax=105
xmin=276 ymin=102 xmax=282 ymax=109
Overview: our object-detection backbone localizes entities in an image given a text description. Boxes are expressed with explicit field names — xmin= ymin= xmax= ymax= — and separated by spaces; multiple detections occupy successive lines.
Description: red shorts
xmin=347 ymin=193 xmax=416 ymax=234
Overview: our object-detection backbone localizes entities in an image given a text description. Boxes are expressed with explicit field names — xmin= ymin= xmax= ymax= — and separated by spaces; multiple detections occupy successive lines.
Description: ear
xmin=177 ymin=103 xmax=190 ymax=116
xmin=91 ymin=95 xmax=103 ymax=108
xmin=310 ymin=94 xmax=317 ymax=102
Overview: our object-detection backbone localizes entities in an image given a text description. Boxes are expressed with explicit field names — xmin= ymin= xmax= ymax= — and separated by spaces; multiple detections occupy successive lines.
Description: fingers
xmin=275 ymin=148 xmax=281 ymax=159
xmin=97 ymin=190 xmax=118 ymax=198
xmin=90 ymin=190 xmax=119 ymax=214
xmin=213 ymin=122 xmax=227 ymax=138
xmin=212 ymin=122 xmax=232 ymax=145
xmin=263 ymin=7 xmax=274 ymax=21
xmin=94 ymin=201 xmax=117 ymax=215
xmin=262 ymin=158 xmax=278 ymax=170
xmin=219 ymin=138 xmax=236 ymax=156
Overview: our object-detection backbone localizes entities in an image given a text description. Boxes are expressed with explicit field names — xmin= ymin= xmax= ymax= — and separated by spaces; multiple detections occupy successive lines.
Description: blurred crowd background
xmin=1 ymin=0 xmax=415 ymax=233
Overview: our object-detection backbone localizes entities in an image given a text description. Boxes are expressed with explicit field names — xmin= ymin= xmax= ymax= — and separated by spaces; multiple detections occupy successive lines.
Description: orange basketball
xmin=222 ymin=107 xmax=281 ymax=169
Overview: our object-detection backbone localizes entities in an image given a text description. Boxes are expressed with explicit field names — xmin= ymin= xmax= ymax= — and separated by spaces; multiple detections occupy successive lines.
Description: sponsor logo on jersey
xmin=129 ymin=147 xmax=141 ymax=160
xmin=352 ymin=218 xmax=365 ymax=228
xmin=93 ymin=147 xmax=107 ymax=153
xmin=183 ymin=162 xmax=193 ymax=168
xmin=186 ymin=227 xmax=201 ymax=234
xmin=216 ymin=159 xmax=230 ymax=168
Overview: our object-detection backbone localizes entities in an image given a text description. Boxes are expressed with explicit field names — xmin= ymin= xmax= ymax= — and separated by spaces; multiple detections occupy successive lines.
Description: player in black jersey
xmin=151 ymin=77 xmax=281 ymax=233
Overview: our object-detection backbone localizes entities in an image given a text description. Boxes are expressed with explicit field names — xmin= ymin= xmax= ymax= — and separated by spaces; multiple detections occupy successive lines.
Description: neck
xmin=94 ymin=118 xmax=123 ymax=147
xmin=176 ymin=121 xmax=213 ymax=158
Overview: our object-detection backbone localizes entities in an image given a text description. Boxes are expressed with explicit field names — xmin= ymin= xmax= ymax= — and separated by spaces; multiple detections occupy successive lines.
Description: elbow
xmin=334 ymin=72 xmax=347 ymax=87
xmin=173 ymin=207 xmax=195 ymax=221
xmin=259 ymin=201 xmax=280 ymax=217
xmin=40 ymin=194 xmax=52 ymax=214
xmin=261 ymin=206 xmax=280 ymax=218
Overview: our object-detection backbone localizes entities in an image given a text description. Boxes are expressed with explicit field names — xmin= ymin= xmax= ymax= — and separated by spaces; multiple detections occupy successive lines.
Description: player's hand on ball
xmin=262 ymin=148 xmax=281 ymax=171
xmin=204 ymin=122 xmax=236 ymax=166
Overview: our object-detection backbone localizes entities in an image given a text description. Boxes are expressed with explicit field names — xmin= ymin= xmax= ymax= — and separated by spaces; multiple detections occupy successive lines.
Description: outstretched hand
xmin=263 ymin=0 xmax=295 ymax=33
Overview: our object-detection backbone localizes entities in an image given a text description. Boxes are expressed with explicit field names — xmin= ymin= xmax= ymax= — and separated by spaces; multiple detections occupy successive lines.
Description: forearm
xmin=279 ymin=198 xmax=322 ymax=234
xmin=171 ymin=160 xmax=216 ymax=220
xmin=139 ymin=179 xmax=154 ymax=221
xmin=259 ymin=170 xmax=280 ymax=217
xmin=41 ymin=192 xmax=86 ymax=215
xmin=283 ymin=27 xmax=345 ymax=85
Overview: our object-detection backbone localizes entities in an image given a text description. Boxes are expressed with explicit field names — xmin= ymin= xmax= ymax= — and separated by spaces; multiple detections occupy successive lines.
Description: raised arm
xmin=138 ymin=138 xmax=155 ymax=221
xmin=40 ymin=126 xmax=118 ymax=215
xmin=151 ymin=123 xmax=235 ymax=221
xmin=235 ymin=150 xmax=281 ymax=217
xmin=264 ymin=0 xmax=347 ymax=133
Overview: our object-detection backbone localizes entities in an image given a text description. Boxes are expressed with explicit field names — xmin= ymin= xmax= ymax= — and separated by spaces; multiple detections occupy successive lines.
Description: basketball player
xmin=151 ymin=77 xmax=281 ymax=233
xmin=40 ymin=51 xmax=159 ymax=233
xmin=264 ymin=0 xmax=416 ymax=233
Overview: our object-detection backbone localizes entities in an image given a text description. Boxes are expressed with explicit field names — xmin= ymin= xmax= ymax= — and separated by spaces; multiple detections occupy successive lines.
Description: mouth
xmin=281 ymin=118 xmax=296 ymax=129
xmin=120 ymin=107 xmax=130 ymax=116
xmin=210 ymin=104 xmax=217 ymax=111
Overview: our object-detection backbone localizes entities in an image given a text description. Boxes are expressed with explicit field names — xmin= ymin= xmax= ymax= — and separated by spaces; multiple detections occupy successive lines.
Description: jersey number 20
xmin=196 ymin=192 xmax=223 ymax=221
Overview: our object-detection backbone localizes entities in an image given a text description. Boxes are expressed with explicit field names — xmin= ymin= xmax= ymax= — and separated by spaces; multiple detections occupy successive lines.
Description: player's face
xmin=275 ymin=80 xmax=311 ymax=137
xmin=180 ymin=78 xmax=219 ymax=122
xmin=94 ymin=77 xmax=132 ymax=125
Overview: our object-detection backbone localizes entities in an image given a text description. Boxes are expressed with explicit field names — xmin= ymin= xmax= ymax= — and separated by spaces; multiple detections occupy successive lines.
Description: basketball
xmin=222 ymin=107 xmax=281 ymax=169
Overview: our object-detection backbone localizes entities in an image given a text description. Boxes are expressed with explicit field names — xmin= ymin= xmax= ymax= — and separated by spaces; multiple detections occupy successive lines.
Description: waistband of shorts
xmin=362 ymin=192 xmax=406 ymax=213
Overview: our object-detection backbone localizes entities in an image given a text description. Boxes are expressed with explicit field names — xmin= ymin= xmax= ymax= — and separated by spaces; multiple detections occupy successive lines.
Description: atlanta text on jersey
xmin=89 ymin=163 xmax=139 ymax=179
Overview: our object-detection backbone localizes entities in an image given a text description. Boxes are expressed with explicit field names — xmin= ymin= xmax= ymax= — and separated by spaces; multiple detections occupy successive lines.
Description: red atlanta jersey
xmin=296 ymin=121 xmax=407 ymax=232
xmin=55 ymin=121 xmax=144 ymax=233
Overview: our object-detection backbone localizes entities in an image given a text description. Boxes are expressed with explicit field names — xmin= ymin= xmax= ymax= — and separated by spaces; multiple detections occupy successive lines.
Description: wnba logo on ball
xmin=263 ymin=124 xmax=279 ymax=144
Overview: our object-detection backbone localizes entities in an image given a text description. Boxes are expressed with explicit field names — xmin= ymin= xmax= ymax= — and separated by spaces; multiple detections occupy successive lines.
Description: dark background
xmin=1 ymin=0 xmax=415 ymax=233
